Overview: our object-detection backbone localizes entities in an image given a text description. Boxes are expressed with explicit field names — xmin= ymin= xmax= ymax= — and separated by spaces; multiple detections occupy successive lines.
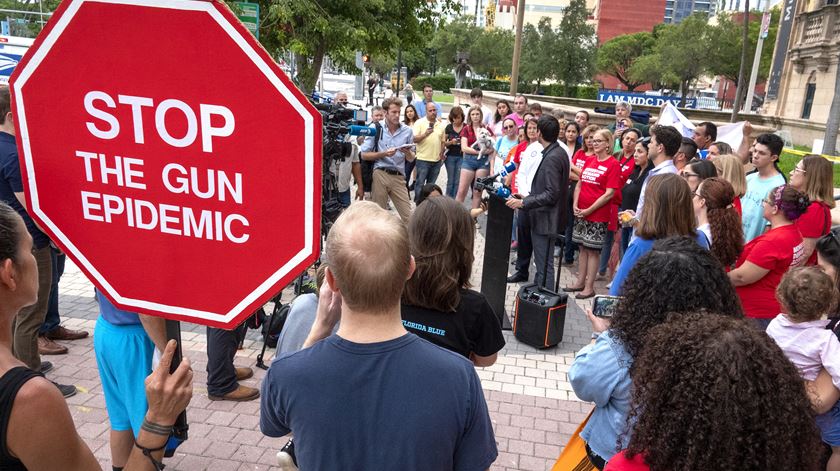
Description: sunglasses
xmin=503 ymin=125 xmax=515 ymax=130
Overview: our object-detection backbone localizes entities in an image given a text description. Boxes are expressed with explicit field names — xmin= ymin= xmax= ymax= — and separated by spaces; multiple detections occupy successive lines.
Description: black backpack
xmin=255 ymin=301 xmax=291 ymax=369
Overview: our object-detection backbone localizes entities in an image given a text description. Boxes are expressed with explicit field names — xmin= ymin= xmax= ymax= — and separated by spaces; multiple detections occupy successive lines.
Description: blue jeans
xmin=599 ymin=230 xmax=614 ymax=275
xmin=40 ymin=247 xmax=64 ymax=334
xmin=338 ymin=190 xmax=351 ymax=208
xmin=414 ymin=160 xmax=443 ymax=202
xmin=444 ymin=154 xmax=462 ymax=198
xmin=619 ymin=226 xmax=633 ymax=259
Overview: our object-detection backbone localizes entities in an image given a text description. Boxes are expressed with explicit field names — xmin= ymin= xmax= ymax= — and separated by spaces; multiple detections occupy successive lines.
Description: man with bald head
xmin=411 ymin=101 xmax=446 ymax=202
xmin=260 ymin=202 xmax=498 ymax=470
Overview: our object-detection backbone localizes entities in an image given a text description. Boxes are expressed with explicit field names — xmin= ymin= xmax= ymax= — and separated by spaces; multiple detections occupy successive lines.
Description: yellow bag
xmin=551 ymin=409 xmax=596 ymax=471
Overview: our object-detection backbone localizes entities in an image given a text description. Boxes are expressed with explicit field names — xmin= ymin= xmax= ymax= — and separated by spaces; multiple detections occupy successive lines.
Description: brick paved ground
xmin=53 ymin=172 xmax=613 ymax=470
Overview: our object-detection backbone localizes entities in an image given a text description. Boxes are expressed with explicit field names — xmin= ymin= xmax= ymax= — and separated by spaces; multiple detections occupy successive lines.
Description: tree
xmin=628 ymin=14 xmax=710 ymax=106
xmin=596 ymin=32 xmax=655 ymax=91
xmin=431 ymin=16 xmax=513 ymax=79
xmin=251 ymin=0 xmax=454 ymax=93
xmin=708 ymin=8 xmax=780 ymax=86
xmin=554 ymin=0 xmax=597 ymax=89
xmin=519 ymin=18 xmax=558 ymax=92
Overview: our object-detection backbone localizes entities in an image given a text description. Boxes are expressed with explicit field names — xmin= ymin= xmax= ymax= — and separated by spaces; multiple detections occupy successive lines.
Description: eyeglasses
xmin=791 ymin=167 xmax=806 ymax=174
xmin=762 ymin=198 xmax=776 ymax=206
xmin=591 ymin=139 xmax=606 ymax=144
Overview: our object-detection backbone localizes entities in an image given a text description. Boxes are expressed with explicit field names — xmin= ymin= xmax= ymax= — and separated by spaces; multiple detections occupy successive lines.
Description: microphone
xmin=487 ymin=161 xmax=517 ymax=181
xmin=349 ymin=125 xmax=377 ymax=136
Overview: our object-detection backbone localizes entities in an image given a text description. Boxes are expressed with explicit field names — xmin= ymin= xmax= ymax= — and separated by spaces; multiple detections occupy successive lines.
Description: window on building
xmin=802 ymin=75 xmax=817 ymax=120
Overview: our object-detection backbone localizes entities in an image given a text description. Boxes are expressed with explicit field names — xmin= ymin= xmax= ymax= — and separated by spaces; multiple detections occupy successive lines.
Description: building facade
xmin=664 ymin=0 xmax=715 ymax=23
xmin=765 ymin=0 xmax=839 ymax=136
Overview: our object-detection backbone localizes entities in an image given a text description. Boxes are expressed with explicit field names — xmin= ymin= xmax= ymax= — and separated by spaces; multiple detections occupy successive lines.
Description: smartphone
xmin=593 ymin=295 xmax=622 ymax=318
xmin=428 ymin=122 xmax=434 ymax=130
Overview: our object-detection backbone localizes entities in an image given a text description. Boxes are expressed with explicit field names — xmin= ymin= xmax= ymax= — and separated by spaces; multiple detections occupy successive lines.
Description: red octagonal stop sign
xmin=11 ymin=0 xmax=322 ymax=329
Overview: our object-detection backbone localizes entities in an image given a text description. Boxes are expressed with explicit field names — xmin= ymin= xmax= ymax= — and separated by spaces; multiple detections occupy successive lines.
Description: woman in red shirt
xmin=605 ymin=314 xmax=821 ymax=471
xmin=790 ymin=154 xmax=835 ymax=265
xmin=599 ymin=128 xmax=639 ymax=278
xmin=567 ymin=129 xmax=620 ymax=299
xmin=456 ymin=106 xmax=494 ymax=209
xmin=729 ymin=184 xmax=810 ymax=329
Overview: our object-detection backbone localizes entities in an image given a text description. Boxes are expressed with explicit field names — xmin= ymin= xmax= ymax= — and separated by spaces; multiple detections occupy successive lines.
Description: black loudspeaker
xmin=513 ymin=284 xmax=567 ymax=348
xmin=480 ymin=193 xmax=514 ymax=330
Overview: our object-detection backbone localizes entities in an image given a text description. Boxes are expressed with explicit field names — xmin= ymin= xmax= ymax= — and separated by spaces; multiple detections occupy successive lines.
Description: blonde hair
xmin=593 ymin=129 xmax=614 ymax=155
xmin=326 ymin=202 xmax=411 ymax=314
xmin=713 ymin=154 xmax=747 ymax=198
xmin=580 ymin=124 xmax=600 ymax=153
xmin=801 ymin=155 xmax=836 ymax=208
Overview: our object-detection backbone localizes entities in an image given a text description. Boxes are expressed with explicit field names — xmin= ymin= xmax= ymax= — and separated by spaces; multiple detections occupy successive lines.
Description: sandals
xmin=563 ymin=286 xmax=584 ymax=292
xmin=575 ymin=291 xmax=596 ymax=300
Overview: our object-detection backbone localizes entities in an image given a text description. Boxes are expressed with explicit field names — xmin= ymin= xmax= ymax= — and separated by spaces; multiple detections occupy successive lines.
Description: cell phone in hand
xmin=593 ymin=295 xmax=622 ymax=318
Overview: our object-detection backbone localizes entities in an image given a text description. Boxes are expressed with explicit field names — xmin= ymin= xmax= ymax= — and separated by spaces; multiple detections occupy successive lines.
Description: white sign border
xmin=13 ymin=0 xmax=315 ymax=324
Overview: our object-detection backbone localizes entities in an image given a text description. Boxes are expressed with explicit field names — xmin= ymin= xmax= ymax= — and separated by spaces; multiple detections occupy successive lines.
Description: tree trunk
xmin=731 ymin=0 xmax=750 ymax=122
xmin=294 ymin=41 xmax=327 ymax=95
xmin=824 ymin=66 xmax=840 ymax=156
xmin=679 ymin=79 xmax=688 ymax=107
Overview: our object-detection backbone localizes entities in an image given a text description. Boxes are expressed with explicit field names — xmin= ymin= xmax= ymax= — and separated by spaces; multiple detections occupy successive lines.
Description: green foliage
xmin=249 ymin=0 xmax=455 ymax=93
xmin=519 ymin=17 xmax=559 ymax=91
xmin=543 ymin=84 xmax=598 ymax=99
xmin=596 ymin=32 xmax=655 ymax=91
xmin=554 ymin=0 xmax=597 ymax=87
xmin=707 ymin=8 xmax=780 ymax=85
xmin=0 ymin=0 xmax=60 ymax=37
xmin=431 ymin=16 xmax=514 ymax=78
xmin=410 ymin=74 xmax=512 ymax=93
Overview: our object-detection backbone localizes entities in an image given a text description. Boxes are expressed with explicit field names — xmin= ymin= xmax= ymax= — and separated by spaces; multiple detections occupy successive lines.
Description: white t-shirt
xmin=515 ymin=141 xmax=545 ymax=197
xmin=698 ymin=223 xmax=712 ymax=246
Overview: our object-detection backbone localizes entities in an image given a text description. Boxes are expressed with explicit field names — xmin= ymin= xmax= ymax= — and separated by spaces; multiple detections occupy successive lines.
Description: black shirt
xmin=619 ymin=163 xmax=652 ymax=212
xmin=401 ymin=289 xmax=505 ymax=359
xmin=0 ymin=132 xmax=50 ymax=249
xmin=444 ymin=123 xmax=464 ymax=157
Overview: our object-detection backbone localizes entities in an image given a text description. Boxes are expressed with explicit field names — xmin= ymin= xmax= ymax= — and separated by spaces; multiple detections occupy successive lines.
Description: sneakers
xmin=45 ymin=326 xmax=89 ymax=341
xmin=52 ymin=381 xmax=77 ymax=398
xmin=277 ymin=439 xmax=298 ymax=470
xmin=235 ymin=367 xmax=254 ymax=381
xmin=208 ymin=384 xmax=260 ymax=402
xmin=38 ymin=336 xmax=68 ymax=355
xmin=39 ymin=361 xmax=54 ymax=374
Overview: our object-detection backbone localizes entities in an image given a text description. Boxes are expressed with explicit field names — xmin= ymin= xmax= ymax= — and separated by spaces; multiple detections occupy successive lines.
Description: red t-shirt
xmin=733 ymin=197 xmax=742 ymax=216
xmin=605 ymin=451 xmax=650 ymax=471
xmin=735 ymin=224 xmax=805 ymax=319
xmin=795 ymin=201 xmax=832 ymax=265
xmin=505 ymin=141 xmax=530 ymax=194
xmin=459 ymin=124 xmax=494 ymax=147
xmin=572 ymin=149 xmax=590 ymax=171
xmin=607 ymin=154 xmax=635 ymax=231
xmin=578 ymin=155 xmax=621 ymax=223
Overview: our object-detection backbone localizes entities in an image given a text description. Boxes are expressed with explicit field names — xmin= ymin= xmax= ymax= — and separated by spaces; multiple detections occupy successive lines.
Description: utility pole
xmin=509 ymin=0 xmax=525 ymax=96
xmin=743 ymin=4 xmax=770 ymax=113
xmin=730 ymin=0 xmax=750 ymax=122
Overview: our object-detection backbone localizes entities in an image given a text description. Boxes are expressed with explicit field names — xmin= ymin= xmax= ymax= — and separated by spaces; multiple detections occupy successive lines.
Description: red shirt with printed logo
xmin=577 ymin=155 xmax=621 ymax=223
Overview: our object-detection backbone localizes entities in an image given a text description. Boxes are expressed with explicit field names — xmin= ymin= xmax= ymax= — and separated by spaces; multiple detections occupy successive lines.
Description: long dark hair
xmin=697 ymin=178 xmax=743 ymax=268
xmin=816 ymin=228 xmax=840 ymax=316
xmin=624 ymin=314 xmax=821 ymax=470
xmin=610 ymin=236 xmax=743 ymax=357
xmin=403 ymin=104 xmax=418 ymax=126
xmin=494 ymin=99 xmax=511 ymax=124
xmin=402 ymin=197 xmax=474 ymax=312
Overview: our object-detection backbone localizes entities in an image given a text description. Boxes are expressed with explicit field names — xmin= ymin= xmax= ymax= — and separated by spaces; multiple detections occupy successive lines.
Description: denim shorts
xmin=816 ymin=401 xmax=840 ymax=446
xmin=461 ymin=155 xmax=490 ymax=172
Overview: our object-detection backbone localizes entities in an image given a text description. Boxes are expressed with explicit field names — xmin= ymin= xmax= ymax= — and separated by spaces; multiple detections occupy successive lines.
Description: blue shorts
xmin=94 ymin=315 xmax=155 ymax=435
xmin=461 ymin=155 xmax=490 ymax=172
xmin=816 ymin=401 xmax=840 ymax=446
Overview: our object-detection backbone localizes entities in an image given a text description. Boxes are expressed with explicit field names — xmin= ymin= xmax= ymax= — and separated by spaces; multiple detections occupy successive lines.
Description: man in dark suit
xmin=505 ymin=115 xmax=569 ymax=289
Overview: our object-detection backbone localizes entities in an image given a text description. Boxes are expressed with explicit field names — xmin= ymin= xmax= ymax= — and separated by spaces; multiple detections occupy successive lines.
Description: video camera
xmin=311 ymin=102 xmax=369 ymax=164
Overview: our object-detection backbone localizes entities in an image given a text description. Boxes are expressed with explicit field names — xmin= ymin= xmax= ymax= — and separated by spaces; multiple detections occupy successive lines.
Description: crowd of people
xmin=3 ymin=79 xmax=840 ymax=471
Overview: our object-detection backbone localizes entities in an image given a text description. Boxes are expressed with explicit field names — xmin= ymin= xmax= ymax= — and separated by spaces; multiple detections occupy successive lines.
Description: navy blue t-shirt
xmin=260 ymin=333 xmax=498 ymax=471
xmin=0 ymin=132 xmax=49 ymax=249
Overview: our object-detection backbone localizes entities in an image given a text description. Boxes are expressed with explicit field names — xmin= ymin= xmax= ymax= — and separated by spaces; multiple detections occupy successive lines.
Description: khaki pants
xmin=12 ymin=245 xmax=52 ymax=370
xmin=371 ymin=169 xmax=412 ymax=223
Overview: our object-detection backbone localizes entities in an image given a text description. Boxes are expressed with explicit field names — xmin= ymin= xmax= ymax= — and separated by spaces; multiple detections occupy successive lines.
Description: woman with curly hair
xmin=570 ymin=236 xmax=743 ymax=469
xmin=729 ymin=184 xmax=810 ymax=329
xmin=401 ymin=197 xmax=505 ymax=366
xmin=693 ymin=177 xmax=744 ymax=269
xmin=791 ymin=155 xmax=836 ymax=265
xmin=609 ymin=174 xmax=709 ymax=296
xmin=605 ymin=313 xmax=821 ymax=471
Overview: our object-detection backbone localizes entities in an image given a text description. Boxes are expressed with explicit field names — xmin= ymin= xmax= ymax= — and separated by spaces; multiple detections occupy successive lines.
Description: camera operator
xmin=505 ymin=115 xmax=569 ymax=288
xmin=331 ymin=91 xmax=364 ymax=206
xmin=360 ymin=97 xmax=415 ymax=223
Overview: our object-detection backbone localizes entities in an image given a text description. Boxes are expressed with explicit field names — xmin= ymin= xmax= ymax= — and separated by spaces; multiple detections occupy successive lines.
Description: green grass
xmin=779 ymin=151 xmax=840 ymax=187
xmin=433 ymin=92 xmax=454 ymax=104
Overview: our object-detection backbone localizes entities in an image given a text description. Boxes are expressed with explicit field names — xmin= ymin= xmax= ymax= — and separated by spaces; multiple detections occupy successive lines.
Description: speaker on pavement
xmin=480 ymin=192 xmax=514 ymax=330
xmin=513 ymin=283 xmax=567 ymax=348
